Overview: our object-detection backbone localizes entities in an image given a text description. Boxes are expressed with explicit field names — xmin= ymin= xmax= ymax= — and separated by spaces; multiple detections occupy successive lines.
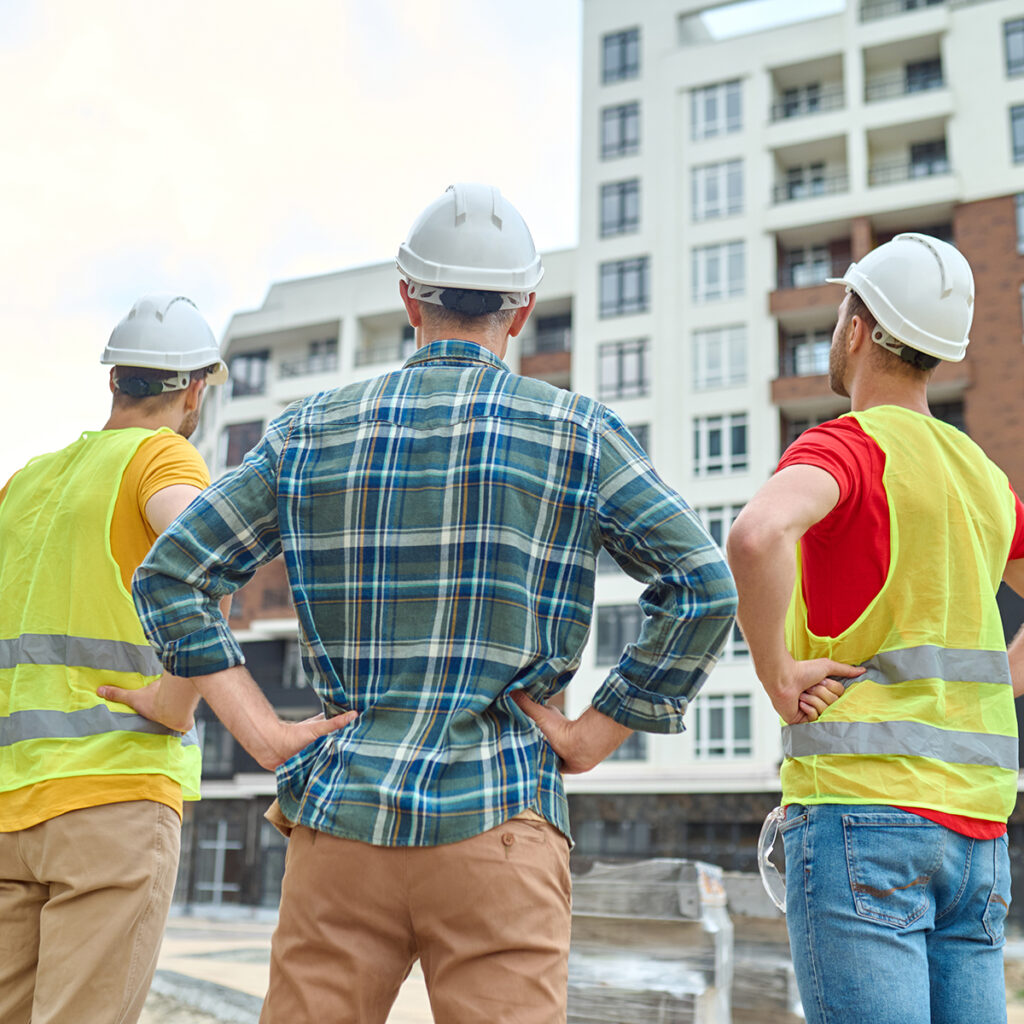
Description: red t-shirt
xmin=778 ymin=415 xmax=1024 ymax=839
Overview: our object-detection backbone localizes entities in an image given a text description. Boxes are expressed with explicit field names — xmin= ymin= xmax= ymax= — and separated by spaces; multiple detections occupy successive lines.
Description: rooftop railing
xmin=860 ymin=0 xmax=944 ymax=22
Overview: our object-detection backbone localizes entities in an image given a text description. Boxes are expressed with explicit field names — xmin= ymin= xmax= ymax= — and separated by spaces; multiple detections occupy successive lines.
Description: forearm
xmin=726 ymin=524 xmax=797 ymax=698
xmin=192 ymin=666 xmax=297 ymax=770
xmin=151 ymin=672 xmax=201 ymax=731
xmin=1009 ymin=623 xmax=1024 ymax=698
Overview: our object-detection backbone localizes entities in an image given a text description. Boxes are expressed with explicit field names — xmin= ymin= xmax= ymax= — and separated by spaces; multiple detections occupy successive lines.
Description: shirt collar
xmin=402 ymin=339 xmax=510 ymax=373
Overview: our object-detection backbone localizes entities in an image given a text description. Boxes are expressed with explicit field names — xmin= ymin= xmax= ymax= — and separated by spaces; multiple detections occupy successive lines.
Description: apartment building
xmin=174 ymin=0 xmax=1024 ymax=909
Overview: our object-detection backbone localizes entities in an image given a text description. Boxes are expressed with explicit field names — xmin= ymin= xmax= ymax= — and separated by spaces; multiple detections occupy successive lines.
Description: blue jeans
xmin=781 ymin=804 xmax=1010 ymax=1024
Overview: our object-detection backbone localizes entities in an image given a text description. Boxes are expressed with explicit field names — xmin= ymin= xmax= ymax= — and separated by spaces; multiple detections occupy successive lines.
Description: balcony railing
xmin=777 ymin=255 xmax=850 ymax=290
xmin=865 ymin=69 xmax=944 ymax=102
xmin=772 ymin=170 xmax=848 ymax=204
xmin=279 ymin=352 xmax=339 ymax=378
xmin=868 ymin=157 xmax=950 ymax=186
xmin=770 ymin=83 xmax=845 ymax=122
xmin=520 ymin=327 xmax=572 ymax=357
xmin=860 ymin=0 xmax=943 ymax=22
xmin=354 ymin=340 xmax=413 ymax=367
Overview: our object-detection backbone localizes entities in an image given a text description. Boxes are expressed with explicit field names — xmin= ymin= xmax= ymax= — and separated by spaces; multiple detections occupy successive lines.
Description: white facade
xmin=200 ymin=0 xmax=1024 ymax=799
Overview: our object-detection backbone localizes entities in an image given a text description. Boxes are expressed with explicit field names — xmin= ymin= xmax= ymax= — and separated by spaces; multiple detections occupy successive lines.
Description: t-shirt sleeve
xmin=775 ymin=417 xmax=877 ymax=508
xmin=1009 ymin=485 xmax=1024 ymax=561
xmin=130 ymin=432 xmax=212 ymax=518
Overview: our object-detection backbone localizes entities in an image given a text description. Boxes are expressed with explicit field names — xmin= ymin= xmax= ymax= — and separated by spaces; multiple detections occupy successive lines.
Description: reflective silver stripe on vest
xmin=854 ymin=645 xmax=1011 ymax=688
xmin=0 ymin=707 xmax=198 ymax=748
xmin=783 ymin=720 xmax=1017 ymax=771
xmin=0 ymin=633 xmax=161 ymax=676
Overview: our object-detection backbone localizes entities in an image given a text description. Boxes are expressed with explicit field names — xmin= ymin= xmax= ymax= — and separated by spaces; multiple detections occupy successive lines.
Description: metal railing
xmin=777 ymin=255 xmax=850 ymax=290
xmin=353 ymin=340 xmax=413 ymax=367
xmin=520 ymin=327 xmax=572 ymax=357
xmin=861 ymin=0 xmax=944 ymax=21
xmin=279 ymin=352 xmax=339 ymax=378
xmin=769 ymin=83 xmax=845 ymax=122
xmin=772 ymin=170 xmax=848 ymax=204
xmin=868 ymin=157 xmax=950 ymax=186
xmin=865 ymin=69 xmax=944 ymax=102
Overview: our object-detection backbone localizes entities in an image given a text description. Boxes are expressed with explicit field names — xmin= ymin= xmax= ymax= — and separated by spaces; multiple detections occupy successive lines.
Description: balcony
xmin=868 ymin=152 xmax=949 ymax=186
xmin=520 ymin=326 xmax=571 ymax=357
xmin=772 ymin=168 xmax=848 ymax=204
xmin=860 ymin=0 xmax=943 ymax=22
xmin=770 ymin=82 xmax=844 ymax=122
xmin=865 ymin=64 xmax=943 ymax=103
xmin=280 ymin=350 xmax=338 ymax=378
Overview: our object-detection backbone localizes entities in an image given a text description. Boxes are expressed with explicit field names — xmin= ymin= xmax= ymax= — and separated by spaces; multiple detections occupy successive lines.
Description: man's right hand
xmin=765 ymin=657 xmax=864 ymax=724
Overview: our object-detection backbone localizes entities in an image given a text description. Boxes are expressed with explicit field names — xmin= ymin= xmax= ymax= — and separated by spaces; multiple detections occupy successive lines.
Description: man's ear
xmin=508 ymin=293 xmax=537 ymax=339
xmin=109 ymin=368 xmax=117 ymax=394
xmin=399 ymin=280 xmax=423 ymax=328
xmin=184 ymin=377 xmax=205 ymax=412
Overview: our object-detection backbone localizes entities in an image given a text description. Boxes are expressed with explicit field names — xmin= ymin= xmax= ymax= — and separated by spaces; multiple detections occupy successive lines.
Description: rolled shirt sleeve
xmin=133 ymin=411 xmax=293 ymax=677
xmin=589 ymin=413 xmax=738 ymax=732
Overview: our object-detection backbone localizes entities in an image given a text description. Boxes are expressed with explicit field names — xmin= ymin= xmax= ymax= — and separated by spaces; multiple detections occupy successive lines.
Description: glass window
xmin=693 ymin=693 xmax=753 ymax=758
xmin=596 ymin=604 xmax=645 ymax=664
xmin=783 ymin=329 xmax=832 ymax=377
xmin=600 ymin=257 xmax=650 ymax=316
xmin=692 ymin=325 xmax=746 ymax=389
xmin=692 ymin=160 xmax=743 ymax=221
xmin=601 ymin=103 xmax=640 ymax=159
xmin=598 ymin=339 xmax=649 ymax=400
xmin=606 ymin=732 xmax=649 ymax=761
xmin=228 ymin=350 xmax=269 ymax=398
xmin=221 ymin=420 xmax=263 ymax=468
xmin=600 ymin=179 xmax=640 ymax=236
xmin=905 ymin=57 xmax=943 ymax=92
xmin=692 ymin=242 xmax=745 ymax=302
xmin=1006 ymin=18 xmax=1024 ymax=77
xmin=1016 ymin=194 xmax=1024 ymax=254
xmin=1012 ymin=105 xmax=1024 ymax=163
xmin=603 ymin=27 xmax=640 ymax=83
xmin=782 ymin=245 xmax=832 ymax=289
xmin=626 ymin=422 xmax=650 ymax=453
xmin=910 ymin=139 xmax=948 ymax=177
xmin=697 ymin=504 xmax=744 ymax=550
xmin=691 ymin=80 xmax=742 ymax=140
xmin=693 ymin=413 xmax=748 ymax=475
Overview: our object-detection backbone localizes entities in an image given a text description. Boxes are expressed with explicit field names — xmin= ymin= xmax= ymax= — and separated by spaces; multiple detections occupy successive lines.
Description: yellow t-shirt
xmin=0 ymin=431 xmax=210 ymax=831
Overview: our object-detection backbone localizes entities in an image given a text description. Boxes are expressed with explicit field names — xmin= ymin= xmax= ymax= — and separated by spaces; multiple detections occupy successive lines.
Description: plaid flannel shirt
xmin=134 ymin=340 xmax=736 ymax=846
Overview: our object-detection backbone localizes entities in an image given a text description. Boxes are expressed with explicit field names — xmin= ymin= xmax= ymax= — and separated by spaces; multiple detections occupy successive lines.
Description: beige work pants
xmin=0 ymin=799 xmax=180 ymax=1024
xmin=261 ymin=814 xmax=572 ymax=1024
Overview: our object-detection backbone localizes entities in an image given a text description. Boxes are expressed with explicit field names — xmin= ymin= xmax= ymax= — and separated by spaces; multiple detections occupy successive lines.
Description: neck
xmin=848 ymin=373 xmax=931 ymax=416
xmin=102 ymin=405 xmax=184 ymax=434
xmin=417 ymin=327 xmax=508 ymax=361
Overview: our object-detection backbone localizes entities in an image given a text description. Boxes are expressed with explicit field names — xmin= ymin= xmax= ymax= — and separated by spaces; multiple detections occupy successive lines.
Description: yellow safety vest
xmin=782 ymin=406 xmax=1018 ymax=821
xmin=0 ymin=429 xmax=200 ymax=799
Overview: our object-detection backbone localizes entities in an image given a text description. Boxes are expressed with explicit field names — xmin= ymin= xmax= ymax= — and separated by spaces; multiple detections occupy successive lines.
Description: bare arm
xmin=190 ymin=666 xmax=356 ymax=770
xmin=98 ymin=484 xmax=208 ymax=730
xmin=726 ymin=464 xmax=864 ymax=723
xmin=1003 ymin=558 xmax=1024 ymax=697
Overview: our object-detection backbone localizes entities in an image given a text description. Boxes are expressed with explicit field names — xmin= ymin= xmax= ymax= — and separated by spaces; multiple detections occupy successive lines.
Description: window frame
xmin=1005 ymin=18 xmax=1024 ymax=77
xmin=600 ymin=178 xmax=641 ymax=237
xmin=690 ymin=79 xmax=742 ymax=141
xmin=601 ymin=102 xmax=641 ymax=159
xmin=600 ymin=256 xmax=650 ymax=317
xmin=693 ymin=693 xmax=753 ymax=759
xmin=602 ymin=27 xmax=641 ymax=84
xmin=598 ymin=338 xmax=649 ymax=400
xmin=693 ymin=412 xmax=748 ymax=476
xmin=691 ymin=159 xmax=743 ymax=221
xmin=1012 ymin=105 xmax=1024 ymax=164
xmin=692 ymin=241 xmax=745 ymax=303
xmin=692 ymin=324 xmax=747 ymax=390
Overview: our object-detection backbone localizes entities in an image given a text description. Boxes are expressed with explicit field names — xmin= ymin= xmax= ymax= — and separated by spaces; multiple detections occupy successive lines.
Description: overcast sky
xmin=0 ymin=0 xmax=846 ymax=485
xmin=0 ymin=0 xmax=582 ymax=483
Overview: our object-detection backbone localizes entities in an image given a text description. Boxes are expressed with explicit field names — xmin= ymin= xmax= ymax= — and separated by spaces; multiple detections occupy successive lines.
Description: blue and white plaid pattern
xmin=135 ymin=341 xmax=736 ymax=846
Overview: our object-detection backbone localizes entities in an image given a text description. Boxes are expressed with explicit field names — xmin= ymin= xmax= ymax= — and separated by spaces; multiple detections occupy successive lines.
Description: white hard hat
xmin=396 ymin=183 xmax=543 ymax=313
xmin=101 ymin=294 xmax=228 ymax=384
xmin=827 ymin=233 xmax=974 ymax=363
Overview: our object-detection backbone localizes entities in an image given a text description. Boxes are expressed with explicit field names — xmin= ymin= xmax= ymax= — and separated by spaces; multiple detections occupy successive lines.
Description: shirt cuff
xmin=159 ymin=621 xmax=246 ymax=678
xmin=590 ymin=670 xmax=690 ymax=733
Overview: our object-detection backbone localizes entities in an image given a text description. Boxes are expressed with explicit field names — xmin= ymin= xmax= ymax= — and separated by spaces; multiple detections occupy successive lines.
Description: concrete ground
xmin=143 ymin=914 xmax=1024 ymax=1023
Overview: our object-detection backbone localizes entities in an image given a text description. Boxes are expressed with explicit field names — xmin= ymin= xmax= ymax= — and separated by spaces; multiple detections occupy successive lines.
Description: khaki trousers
xmin=261 ymin=814 xmax=572 ymax=1024
xmin=0 ymin=800 xmax=180 ymax=1024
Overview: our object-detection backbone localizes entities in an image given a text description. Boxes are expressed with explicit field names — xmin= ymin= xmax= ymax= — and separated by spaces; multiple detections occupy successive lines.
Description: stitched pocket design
xmin=843 ymin=814 xmax=944 ymax=929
